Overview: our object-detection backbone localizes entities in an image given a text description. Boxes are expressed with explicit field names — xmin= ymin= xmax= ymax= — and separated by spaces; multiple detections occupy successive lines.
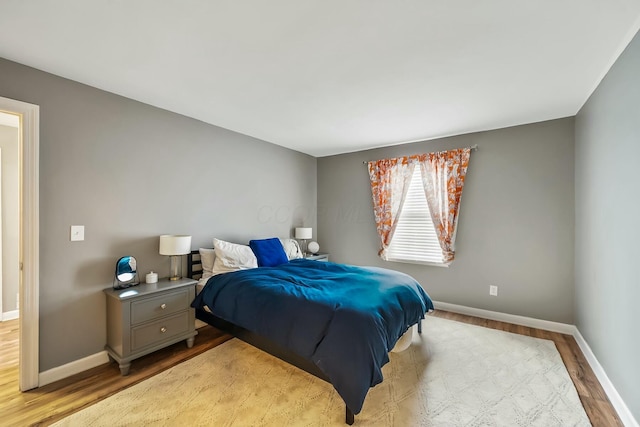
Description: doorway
xmin=0 ymin=96 xmax=39 ymax=391
xmin=0 ymin=114 xmax=21 ymax=323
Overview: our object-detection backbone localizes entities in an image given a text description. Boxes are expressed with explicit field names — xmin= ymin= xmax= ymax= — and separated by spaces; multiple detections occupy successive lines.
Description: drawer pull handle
xmin=160 ymin=303 xmax=167 ymax=310
xmin=160 ymin=327 xmax=167 ymax=333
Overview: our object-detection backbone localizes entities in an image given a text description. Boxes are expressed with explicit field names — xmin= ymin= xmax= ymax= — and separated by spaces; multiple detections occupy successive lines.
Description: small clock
xmin=307 ymin=241 xmax=320 ymax=254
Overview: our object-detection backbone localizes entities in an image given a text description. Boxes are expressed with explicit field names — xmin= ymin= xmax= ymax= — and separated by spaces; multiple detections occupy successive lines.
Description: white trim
xmin=37 ymin=320 xmax=207 ymax=385
xmin=2 ymin=309 xmax=19 ymax=321
xmin=0 ymin=111 xmax=20 ymax=128
xmin=573 ymin=329 xmax=639 ymax=427
xmin=39 ymin=351 xmax=110 ymax=387
xmin=433 ymin=300 xmax=576 ymax=334
xmin=0 ymin=96 xmax=40 ymax=391
xmin=0 ymin=147 xmax=2 ymax=320
xmin=28 ymin=297 xmax=639 ymax=427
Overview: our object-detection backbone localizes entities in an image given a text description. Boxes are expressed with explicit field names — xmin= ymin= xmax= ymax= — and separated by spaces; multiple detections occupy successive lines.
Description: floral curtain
xmin=367 ymin=157 xmax=415 ymax=259
xmin=417 ymin=147 xmax=471 ymax=263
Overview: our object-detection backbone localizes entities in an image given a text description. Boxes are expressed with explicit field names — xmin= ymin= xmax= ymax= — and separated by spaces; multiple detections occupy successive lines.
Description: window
xmin=386 ymin=166 xmax=446 ymax=265
xmin=368 ymin=148 xmax=470 ymax=265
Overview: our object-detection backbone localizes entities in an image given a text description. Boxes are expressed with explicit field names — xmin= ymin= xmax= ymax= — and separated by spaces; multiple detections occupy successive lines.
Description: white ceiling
xmin=1 ymin=1 xmax=640 ymax=157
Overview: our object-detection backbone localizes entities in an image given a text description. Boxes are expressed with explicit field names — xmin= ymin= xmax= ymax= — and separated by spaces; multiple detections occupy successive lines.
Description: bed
xmin=188 ymin=239 xmax=434 ymax=424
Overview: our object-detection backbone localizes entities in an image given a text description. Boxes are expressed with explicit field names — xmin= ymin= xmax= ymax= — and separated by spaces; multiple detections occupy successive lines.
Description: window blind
xmin=386 ymin=166 xmax=444 ymax=264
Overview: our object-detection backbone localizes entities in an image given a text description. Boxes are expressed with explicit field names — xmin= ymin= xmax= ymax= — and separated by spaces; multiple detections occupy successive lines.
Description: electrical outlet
xmin=489 ymin=285 xmax=498 ymax=296
xmin=70 ymin=225 xmax=85 ymax=241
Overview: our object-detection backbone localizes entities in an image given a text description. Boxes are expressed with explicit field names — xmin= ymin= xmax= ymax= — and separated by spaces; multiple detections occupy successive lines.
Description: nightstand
xmin=104 ymin=277 xmax=197 ymax=375
xmin=305 ymin=252 xmax=329 ymax=262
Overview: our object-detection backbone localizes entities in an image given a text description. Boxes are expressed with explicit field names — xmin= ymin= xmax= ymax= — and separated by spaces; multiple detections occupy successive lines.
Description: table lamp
xmin=295 ymin=227 xmax=312 ymax=256
xmin=159 ymin=234 xmax=192 ymax=280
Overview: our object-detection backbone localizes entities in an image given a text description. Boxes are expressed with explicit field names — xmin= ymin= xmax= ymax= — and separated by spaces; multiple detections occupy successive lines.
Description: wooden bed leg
xmin=346 ymin=406 xmax=354 ymax=425
xmin=418 ymin=319 xmax=422 ymax=334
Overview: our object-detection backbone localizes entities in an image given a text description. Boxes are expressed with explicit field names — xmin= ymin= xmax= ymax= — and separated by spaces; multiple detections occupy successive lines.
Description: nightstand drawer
xmin=131 ymin=311 xmax=191 ymax=352
xmin=131 ymin=289 xmax=190 ymax=324
xmin=105 ymin=278 xmax=197 ymax=375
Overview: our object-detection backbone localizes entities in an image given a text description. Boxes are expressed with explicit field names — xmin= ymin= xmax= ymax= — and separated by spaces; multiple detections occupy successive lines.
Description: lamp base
xmin=169 ymin=255 xmax=183 ymax=281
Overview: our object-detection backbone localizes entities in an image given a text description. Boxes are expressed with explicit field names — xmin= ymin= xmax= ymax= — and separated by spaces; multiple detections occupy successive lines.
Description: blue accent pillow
xmin=249 ymin=238 xmax=289 ymax=267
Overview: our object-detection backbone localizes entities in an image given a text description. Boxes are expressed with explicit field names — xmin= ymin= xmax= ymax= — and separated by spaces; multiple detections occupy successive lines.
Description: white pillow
xmin=212 ymin=238 xmax=258 ymax=273
xmin=280 ymin=238 xmax=303 ymax=260
xmin=199 ymin=248 xmax=216 ymax=280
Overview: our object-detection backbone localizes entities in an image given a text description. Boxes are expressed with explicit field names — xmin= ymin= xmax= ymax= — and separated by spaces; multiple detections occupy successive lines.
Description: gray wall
xmin=318 ymin=118 xmax=575 ymax=323
xmin=575 ymin=31 xmax=640 ymax=420
xmin=0 ymin=124 xmax=20 ymax=314
xmin=0 ymin=57 xmax=317 ymax=371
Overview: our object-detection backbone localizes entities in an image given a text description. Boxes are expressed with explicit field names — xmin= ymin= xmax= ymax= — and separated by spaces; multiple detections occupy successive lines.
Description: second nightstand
xmin=104 ymin=277 xmax=197 ymax=375
xmin=305 ymin=252 xmax=329 ymax=262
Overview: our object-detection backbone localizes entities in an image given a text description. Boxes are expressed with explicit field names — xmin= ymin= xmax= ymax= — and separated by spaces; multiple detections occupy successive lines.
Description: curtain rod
xmin=362 ymin=144 xmax=478 ymax=164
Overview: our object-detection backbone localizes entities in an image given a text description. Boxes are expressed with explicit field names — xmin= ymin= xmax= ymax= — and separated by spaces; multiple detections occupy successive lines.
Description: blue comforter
xmin=191 ymin=259 xmax=433 ymax=414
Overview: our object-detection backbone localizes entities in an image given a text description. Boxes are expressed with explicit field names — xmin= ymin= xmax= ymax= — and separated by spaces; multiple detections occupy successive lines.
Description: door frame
xmin=0 ymin=96 xmax=39 ymax=391
xmin=0 ymin=147 xmax=3 ymax=321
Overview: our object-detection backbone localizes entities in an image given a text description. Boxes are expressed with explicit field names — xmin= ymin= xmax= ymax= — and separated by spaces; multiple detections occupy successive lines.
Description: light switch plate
xmin=70 ymin=225 xmax=85 ymax=241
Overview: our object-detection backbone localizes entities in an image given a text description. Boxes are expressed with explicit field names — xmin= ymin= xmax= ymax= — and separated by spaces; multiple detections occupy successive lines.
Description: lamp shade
xmin=295 ymin=227 xmax=312 ymax=240
xmin=159 ymin=235 xmax=192 ymax=255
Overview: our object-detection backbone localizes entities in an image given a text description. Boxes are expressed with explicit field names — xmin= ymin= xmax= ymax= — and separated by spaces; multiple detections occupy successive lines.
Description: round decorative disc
xmin=307 ymin=241 xmax=320 ymax=254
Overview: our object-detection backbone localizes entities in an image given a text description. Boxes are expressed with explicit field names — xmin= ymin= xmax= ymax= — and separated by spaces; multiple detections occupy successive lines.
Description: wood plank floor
xmin=0 ymin=311 xmax=622 ymax=426
xmin=0 ymin=318 xmax=19 ymax=369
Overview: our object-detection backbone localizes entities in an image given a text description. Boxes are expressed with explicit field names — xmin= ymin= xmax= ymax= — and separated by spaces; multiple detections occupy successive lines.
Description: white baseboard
xmin=1 ymin=310 xmax=19 ymax=321
xmin=433 ymin=301 xmax=576 ymax=335
xmin=33 ymin=302 xmax=638 ymax=427
xmin=39 ymin=351 xmax=110 ymax=387
xmin=433 ymin=300 xmax=638 ymax=427
xmin=36 ymin=318 xmax=208 ymax=387
xmin=573 ymin=329 xmax=639 ymax=427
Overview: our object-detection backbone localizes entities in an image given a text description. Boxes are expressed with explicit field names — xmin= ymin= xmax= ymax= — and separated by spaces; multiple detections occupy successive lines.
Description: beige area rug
xmin=53 ymin=317 xmax=591 ymax=426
